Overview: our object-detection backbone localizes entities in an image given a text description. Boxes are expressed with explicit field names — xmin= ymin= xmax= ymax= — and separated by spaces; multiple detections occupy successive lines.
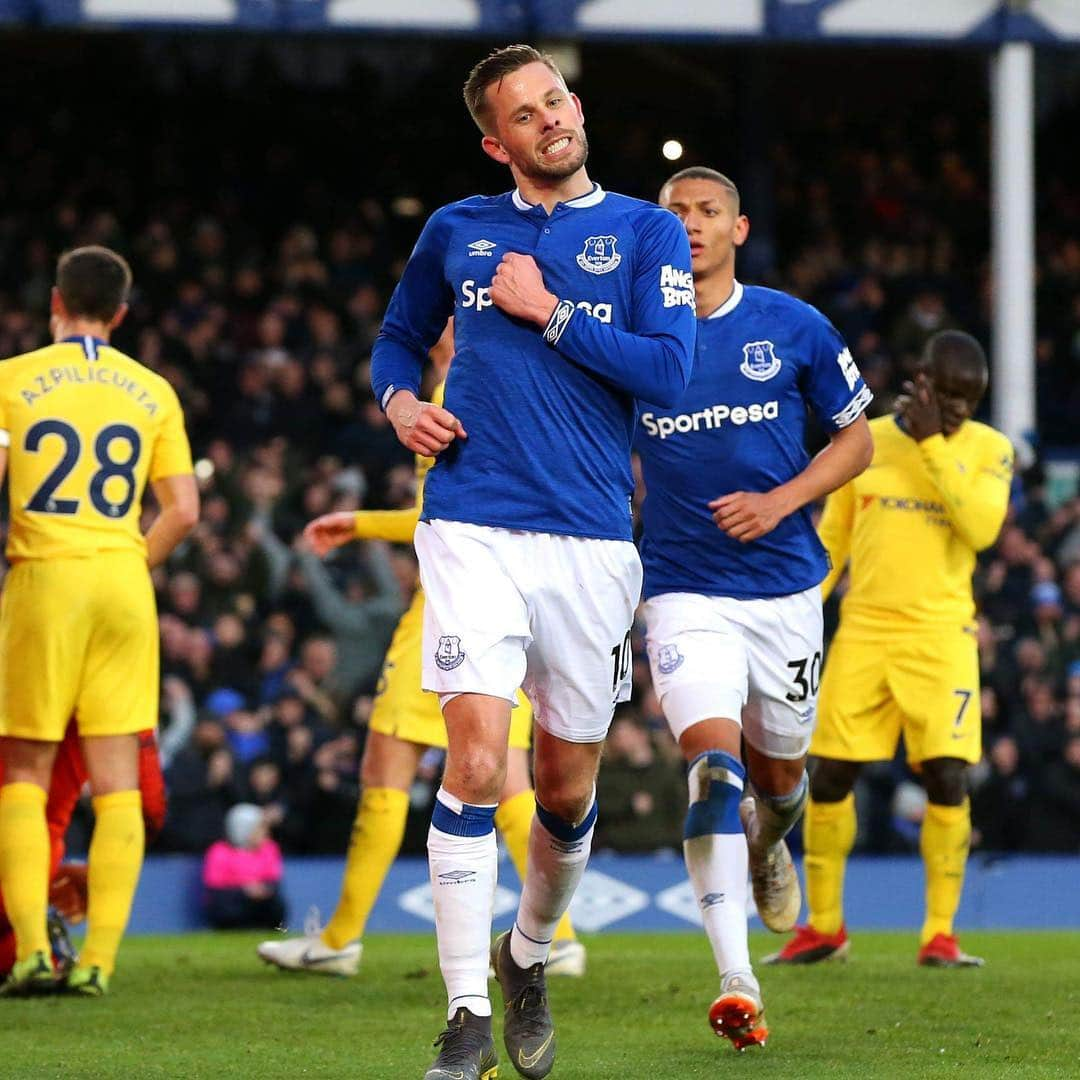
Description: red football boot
xmin=762 ymin=923 xmax=850 ymax=965
xmin=917 ymin=933 xmax=984 ymax=968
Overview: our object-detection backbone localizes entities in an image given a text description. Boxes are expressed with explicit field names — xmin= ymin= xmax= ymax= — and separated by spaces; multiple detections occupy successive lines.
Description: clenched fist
xmin=386 ymin=390 xmax=467 ymax=456
xmin=709 ymin=490 xmax=792 ymax=543
xmin=490 ymin=253 xmax=558 ymax=326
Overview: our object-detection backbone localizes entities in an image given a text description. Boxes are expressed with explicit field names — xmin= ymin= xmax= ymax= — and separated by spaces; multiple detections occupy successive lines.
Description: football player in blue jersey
xmin=635 ymin=168 xmax=873 ymax=1050
xmin=370 ymin=46 xmax=696 ymax=1080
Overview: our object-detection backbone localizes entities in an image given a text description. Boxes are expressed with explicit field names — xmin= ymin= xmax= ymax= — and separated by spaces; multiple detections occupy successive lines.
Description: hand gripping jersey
xmin=371 ymin=185 xmax=695 ymax=542
xmin=635 ymin=282 xmax=871 ymax=599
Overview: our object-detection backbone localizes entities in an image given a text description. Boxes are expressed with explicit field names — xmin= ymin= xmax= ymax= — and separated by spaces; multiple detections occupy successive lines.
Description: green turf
xmin=2 ymin=931 xmax=1077 ymax=1078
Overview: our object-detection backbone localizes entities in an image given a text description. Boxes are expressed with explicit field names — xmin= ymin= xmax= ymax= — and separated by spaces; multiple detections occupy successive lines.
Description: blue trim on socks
xmin=431 ymin=797 xmax=497 ymax=838
xmin=758 ymin=771 xmax=809 ymax=814
xmin=535 ymin=798 xmax=598 ymax=843
xmin=684 ymin=750 xmax=745 ymax=840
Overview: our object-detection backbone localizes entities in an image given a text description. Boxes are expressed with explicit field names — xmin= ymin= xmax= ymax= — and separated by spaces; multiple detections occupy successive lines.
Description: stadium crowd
xmin=1 ymin=42 xmax=1078 ymax=861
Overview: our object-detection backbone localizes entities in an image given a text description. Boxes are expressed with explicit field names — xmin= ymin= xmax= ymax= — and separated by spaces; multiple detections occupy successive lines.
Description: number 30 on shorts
xmin=786 ymin=651 xmax=822 ymax=703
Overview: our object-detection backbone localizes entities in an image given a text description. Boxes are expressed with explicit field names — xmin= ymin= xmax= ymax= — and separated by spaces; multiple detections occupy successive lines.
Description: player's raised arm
xmin=918 ymin=431 xmax=1013 ymax=551
xmin=303 ymin=505 xmax=423 ymax=556
xmin=490 ymin=209 xmax=696 ymax=406
xmin=907 ymin=371 xmax=1015 ymax=552
xmin=901 ymin=333 xmax=1013 ymax=552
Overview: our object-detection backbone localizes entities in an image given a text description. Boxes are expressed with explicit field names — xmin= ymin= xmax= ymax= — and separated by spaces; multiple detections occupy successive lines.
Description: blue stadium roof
xmin=1 ymin=0 xmax=1077 ymax=42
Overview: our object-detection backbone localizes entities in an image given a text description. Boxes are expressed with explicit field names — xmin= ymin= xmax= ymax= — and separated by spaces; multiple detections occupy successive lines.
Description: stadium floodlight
xmin=662 ymin=140 xmax=684 ymax=161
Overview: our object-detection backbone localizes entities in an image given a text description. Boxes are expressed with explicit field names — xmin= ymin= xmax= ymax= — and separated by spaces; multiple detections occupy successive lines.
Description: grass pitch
xmin=2 ymin=931 xmax=1077 ymax=1078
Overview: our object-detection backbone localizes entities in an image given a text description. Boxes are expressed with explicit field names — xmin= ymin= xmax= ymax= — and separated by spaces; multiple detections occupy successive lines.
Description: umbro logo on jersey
xmin=577 ymin=235 xmax=621 ymax=274
xmin=740 ymin=340 xmax=782 ymax=382
xmin=468 ymin=239 xmax=496 ymax=256
xmin=438 ymin=870 xmax=477 ymax=884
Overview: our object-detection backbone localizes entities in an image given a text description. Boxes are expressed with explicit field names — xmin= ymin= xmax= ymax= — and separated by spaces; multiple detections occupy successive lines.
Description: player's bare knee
xmin=80 ymin=733 xmax=140 ymax=795
xmin=750 ymin=754 xmax=806 ymax=797
xmin=678 ymin=717 xmax=741 ymax=764
xmin=446 ymin=744 xmax=505 ymax=804
xmin=535 ymin=783 xmax=593 ymax=827
xmin=921 ymin=757 xmax=967 ymax=806
xmin=360 ymin=731 xmax=419 ymax=792
xmin=809 ymin=757 xmax=859 ymax=802
xmin=0 ymin=736 xmax=58 ymax=788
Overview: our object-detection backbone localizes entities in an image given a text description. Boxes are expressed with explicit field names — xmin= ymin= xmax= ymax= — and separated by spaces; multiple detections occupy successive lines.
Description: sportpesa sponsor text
xmin=460 ymin=279 xmax=614 ymax=322
xmin=640 ymin=400 xmax=780 ymax=439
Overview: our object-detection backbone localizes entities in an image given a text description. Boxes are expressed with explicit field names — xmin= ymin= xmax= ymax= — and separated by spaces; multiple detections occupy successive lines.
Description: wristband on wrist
xmin=543 ymin=300 xmax=575 ymax=347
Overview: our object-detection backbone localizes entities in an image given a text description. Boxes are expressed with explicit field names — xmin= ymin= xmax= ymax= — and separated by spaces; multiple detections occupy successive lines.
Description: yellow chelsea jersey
xmin=0 ymin=336 xmax=193 ymax=562
xmin=819 ymin=413 xmax=1013 ymax=631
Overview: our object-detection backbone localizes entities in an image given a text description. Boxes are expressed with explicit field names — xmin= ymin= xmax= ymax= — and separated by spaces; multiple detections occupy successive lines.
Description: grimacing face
xmin=480 ymin=61 xmax=589 ymax=183
xmin=660 ymin=177 xmax=748 ymax=282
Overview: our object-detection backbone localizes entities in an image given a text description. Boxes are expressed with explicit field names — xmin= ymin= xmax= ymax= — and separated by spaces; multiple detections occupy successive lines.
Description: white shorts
xmin=643 ymin=588 xmax=823 ymax=760
xmin=415 ymin=519 xmax=642 ymax=743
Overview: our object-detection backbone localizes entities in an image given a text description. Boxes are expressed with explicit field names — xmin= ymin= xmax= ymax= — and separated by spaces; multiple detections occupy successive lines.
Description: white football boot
xmin=257 ymin=908 xmax=361 ymax=977
xmin=740 ymin=797 xmax=801 ymax=933
xmin=545 ymin=939 xmax=586 ymax=978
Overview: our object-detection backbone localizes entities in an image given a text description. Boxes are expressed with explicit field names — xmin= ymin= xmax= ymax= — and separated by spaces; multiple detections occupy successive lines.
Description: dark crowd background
xmin=0 ymin=35 xmax=1076 ymax=859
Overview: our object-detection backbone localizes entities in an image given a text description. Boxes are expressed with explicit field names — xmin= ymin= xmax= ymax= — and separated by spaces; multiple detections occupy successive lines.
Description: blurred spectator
xmin=203 ymin=804 xmax=286 ymax=930
xmin=1029 ymin=736 xmax=1080 ymax=853
xmin=595 ymin=713 xmax=684 ymax=853
xmin=0 ymin=39 xmax=1065 ymax=860
xmin=971 ymin=737 xmax=1030 ymax=852
xmin=159 ymin=720 xmax=240 ymax=853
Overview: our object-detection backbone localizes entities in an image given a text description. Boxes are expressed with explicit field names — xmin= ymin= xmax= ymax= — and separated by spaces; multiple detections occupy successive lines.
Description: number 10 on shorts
xmin=611 ymin=630 xmax=632 ymax=695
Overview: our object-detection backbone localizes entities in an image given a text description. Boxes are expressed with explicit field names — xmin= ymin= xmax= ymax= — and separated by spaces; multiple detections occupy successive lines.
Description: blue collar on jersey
xmin=511 ymin=182 xmax=606 ymax=214
xmin=61 ymin=334 xmax=107 ymax=360
xmin=704 ymin=280 xmax=744 ymax=321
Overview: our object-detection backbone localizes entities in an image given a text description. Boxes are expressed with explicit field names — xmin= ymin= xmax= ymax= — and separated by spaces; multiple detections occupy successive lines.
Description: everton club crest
xmin=657 ymin=643 xmax=685 ymax=675
xmin=576 ymin=235 xmax=621 ymax=275
xmin=435 ymin=635 xmax=466 ymax=671
xmin=740 ymin=340 xmax=782 ymax=382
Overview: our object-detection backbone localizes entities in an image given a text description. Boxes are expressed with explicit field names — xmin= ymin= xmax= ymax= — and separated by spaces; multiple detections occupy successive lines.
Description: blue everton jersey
xmin=636 ymin=282 xmax=871 ymax=599
xmin=371 ymin=185 xmax=695 ymax=541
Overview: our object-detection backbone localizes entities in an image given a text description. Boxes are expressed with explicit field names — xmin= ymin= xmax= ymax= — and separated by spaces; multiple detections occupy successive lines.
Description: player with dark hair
xmin=372 ymin=43 xmax=695 ymax=1080
xmin=0 ymin=245 xmax=197 ymax=996
xmin=637 ymin=167 xmax=873 ymax=1048
xmin=767 ymin=329 xmax=1012 ymax=968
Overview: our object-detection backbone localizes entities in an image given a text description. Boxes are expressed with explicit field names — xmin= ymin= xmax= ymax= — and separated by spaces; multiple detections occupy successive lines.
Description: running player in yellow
xmin=256 ymin=323 xmax=583 ymax=978
xmin=766 ymin=330 xmax=1012 ymax=968
xmin=0 ymin=246 xmax=198 ymax=996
